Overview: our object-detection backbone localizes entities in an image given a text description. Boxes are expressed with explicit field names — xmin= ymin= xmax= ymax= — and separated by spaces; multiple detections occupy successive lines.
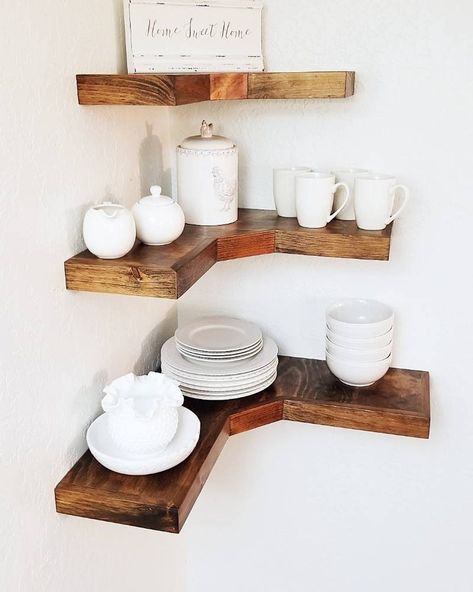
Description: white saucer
xmin=175 ymin=316 xmax=262 ymax=352
xmin=181 ymin=372 xmax=278 ymax=401
xmin=161 ymin=336 xmax=278 ymax=377
xmin=87 ymin=407 xmax=201 ymax=476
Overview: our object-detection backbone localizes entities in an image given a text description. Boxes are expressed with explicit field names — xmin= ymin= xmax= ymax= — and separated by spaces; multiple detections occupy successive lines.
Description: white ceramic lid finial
xmin=200 ymin=121 xmax=213 ymax=138
xmin=150 ymin=186 xmax=162 ymax=197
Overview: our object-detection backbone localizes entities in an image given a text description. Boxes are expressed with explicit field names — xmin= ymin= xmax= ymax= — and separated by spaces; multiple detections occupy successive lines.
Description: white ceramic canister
xmin=177 ymin=121 xmax=238 ymax=226
xmin=132 ymin=185 xmax=185 ymax=245
xmin=83 ymin=202 xmax=136 ymax=259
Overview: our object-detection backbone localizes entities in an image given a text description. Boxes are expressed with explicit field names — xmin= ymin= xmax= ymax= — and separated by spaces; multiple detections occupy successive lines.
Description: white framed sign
xmin=124 ymin=0 xmax=264 ymax=73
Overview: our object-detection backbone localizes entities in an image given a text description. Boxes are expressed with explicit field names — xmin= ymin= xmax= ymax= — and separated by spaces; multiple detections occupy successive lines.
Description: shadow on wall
xmin=65 ymin=122 xmax=172 ymax=255
xmin=139 ymin=122 xmax=172 ymax=197
xmin=112 ymin=0 xmax=127 ymax=72
xmin=65 ymin=368 xmax=109 ymax=462
xmin=64 ymin=305 xmax=178 ymax=462
xmin=133 ymin=304 xmax=178 ymax=374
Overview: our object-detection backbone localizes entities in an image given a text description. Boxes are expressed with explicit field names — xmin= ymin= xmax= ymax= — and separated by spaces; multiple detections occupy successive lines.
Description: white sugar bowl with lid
xmin=132 ymin=185 xmax=185 ymax=246
xmin=177 ymin=121 xmax=238 ymax=226
xmin=83 ymin=202 xmax=136 ymax=259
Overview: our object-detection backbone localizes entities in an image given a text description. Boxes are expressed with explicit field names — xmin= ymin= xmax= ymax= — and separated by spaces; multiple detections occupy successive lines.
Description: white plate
xmin=164 ymin=366 xmax=279 ymax=392
xmin=162 ymin=362 xmax=278 ymax=388
xmin=181 ymin=372 xmax=277 ymax=396
xmin=162 ymin=358 xmax=278 ymax=383
xmin=177 ymin=342 xmax=263 ymax=361
xmin=179 ymin=347 xmax=263 ymax=365
xmin=175 ymin=316 xmax=262 ymax=352
xmin=176 ymin=337 xmax=264 ymax=356
xmin=162 ymin=336 xmax=278 ymax=377
xmin=87 ymin=407 xmax=200 ymax=476
xmin=182 ymin=373 xmax=278 ymax=401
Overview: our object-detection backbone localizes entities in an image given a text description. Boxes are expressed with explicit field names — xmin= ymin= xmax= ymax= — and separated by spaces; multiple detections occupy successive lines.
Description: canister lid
xmin=179 ymin=121 xmax=235 ymax=150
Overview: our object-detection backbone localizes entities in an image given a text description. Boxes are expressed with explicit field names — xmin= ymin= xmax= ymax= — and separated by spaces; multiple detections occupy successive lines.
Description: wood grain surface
xmin=65 ymin=209 xmax=392 ymax=299
xmin=55 ymin=357 xmax=430 ymax=533
xmin=76 ymin=72 xmax=355 ymax=106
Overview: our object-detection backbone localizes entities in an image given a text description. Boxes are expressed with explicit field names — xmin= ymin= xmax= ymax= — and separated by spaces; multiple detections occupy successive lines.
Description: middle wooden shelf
xmin=65 ymin=208 xmax=393 ymax=299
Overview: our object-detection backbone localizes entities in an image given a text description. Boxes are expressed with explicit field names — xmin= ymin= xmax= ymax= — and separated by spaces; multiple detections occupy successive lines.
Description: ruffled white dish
xmin=101 ymin=372 xmax=183 ymax=455
xmin=87 ymin=407 xmax=200 ymax=476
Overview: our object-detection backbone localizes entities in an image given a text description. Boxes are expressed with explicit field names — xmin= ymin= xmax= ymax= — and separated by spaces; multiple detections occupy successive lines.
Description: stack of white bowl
xmin=325 ymin=299 xmax=394 ymax=387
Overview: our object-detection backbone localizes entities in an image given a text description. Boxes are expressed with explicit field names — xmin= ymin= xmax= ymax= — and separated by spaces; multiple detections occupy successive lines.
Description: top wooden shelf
xmin=76 ymin=71 xmax=355 ymax=106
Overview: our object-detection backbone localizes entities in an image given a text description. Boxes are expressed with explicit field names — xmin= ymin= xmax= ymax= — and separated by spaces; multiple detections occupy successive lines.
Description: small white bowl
xmin=326 ymin=326 xmax=393 ymax=349
xmin=87 ymin=408 xmax=200 ymax=476
xmin=326 ymin=352 xmax=392 ymax=387
xmin=326 ymin=339 xmax=392 ymax=362
xmin=327 ymin=299 xmax=394 ymax=338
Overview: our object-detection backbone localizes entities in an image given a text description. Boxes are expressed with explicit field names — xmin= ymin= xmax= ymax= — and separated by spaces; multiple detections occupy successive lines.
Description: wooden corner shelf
xmin=65 ymin=209 xmax=392 ymax=299
xmin=76 ymin=71 xmax=355 ymax=106
xmin=55 ymin=356 xmax=430 ymax=534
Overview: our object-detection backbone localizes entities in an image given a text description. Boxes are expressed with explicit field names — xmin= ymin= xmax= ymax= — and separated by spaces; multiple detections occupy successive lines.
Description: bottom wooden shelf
xmin=55 ymin=357 xmax=430 ymax=533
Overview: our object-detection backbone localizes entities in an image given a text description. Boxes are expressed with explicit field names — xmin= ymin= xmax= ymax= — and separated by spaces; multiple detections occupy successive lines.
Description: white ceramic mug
xmin=295 ymin=173 xmax=350 ymax=228
xmin=333 ymin=168 xmax=369 ymax=220
xmin=273 ymin=167 xmax=311 ymax=217
xmin=354 ymin=173 xmax=409 ymax=230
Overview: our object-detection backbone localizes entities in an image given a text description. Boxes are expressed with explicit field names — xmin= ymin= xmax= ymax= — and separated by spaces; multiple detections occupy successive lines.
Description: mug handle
xmin=328 ymin=183 xmax=350 ymax=222
xmin=386 ymin=185 xmax=409 ymax=225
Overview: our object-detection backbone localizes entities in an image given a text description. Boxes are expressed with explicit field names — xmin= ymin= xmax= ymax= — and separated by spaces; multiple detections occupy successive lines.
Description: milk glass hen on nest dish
xmin=102 ymin=372 xmax=184 ymax=455
xmin=86 ymin=372 xmax=200 ymax=475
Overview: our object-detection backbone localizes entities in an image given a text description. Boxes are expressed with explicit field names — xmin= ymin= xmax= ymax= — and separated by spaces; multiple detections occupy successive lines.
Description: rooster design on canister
xmin=211 ymin=167 xmax=237 ymax=212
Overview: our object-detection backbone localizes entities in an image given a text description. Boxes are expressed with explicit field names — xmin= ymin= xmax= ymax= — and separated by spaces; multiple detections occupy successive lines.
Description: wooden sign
xmin=124 ymin=0 xmax=264 ymax=73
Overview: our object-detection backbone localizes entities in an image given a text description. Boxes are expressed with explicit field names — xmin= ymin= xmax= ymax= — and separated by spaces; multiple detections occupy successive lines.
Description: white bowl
xmin=326 ymin=339 xmax=392 ymax=362
xmin=327 ymin=299 xmax=394 ymax=338
xmin=87 ymin=407 xmax=200 ymax=476
xmin=326 ymin=326 xmax=393 ymax=349
xmin=326 ymin=352 xmax=392 ymax=387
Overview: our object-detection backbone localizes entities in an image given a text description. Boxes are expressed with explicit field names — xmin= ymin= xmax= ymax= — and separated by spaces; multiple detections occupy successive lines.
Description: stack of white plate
xmin=162 ymin=316 xmax=278 ymax=400
xmin=175 ymin=317 xmax=264 ymax=363
xmin=325 ymin=299 xmax=394 ymax=387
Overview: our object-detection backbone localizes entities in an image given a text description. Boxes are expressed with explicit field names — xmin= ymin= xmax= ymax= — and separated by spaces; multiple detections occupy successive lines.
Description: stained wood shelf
xmin=76 ymin=71 xmax=355 ymax=106
xmin=65 ymin=209 xmax=392 ymax=299
xmin=55 ymin=356 xmax=430 ymax=534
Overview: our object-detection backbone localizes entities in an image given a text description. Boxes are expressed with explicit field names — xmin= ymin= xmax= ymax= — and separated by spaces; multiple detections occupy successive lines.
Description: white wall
xmin=0 ymin=2 xmax=183 ymax=591
xmin=174 ymin=1 xmax=473 ymax=591
xmin=2 ymin=1 xmax=473 ymax=591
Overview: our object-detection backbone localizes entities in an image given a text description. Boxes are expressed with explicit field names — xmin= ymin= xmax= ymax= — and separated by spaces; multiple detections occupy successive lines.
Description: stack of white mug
xmin=273 ymin=167 xmax=409 ymax=230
